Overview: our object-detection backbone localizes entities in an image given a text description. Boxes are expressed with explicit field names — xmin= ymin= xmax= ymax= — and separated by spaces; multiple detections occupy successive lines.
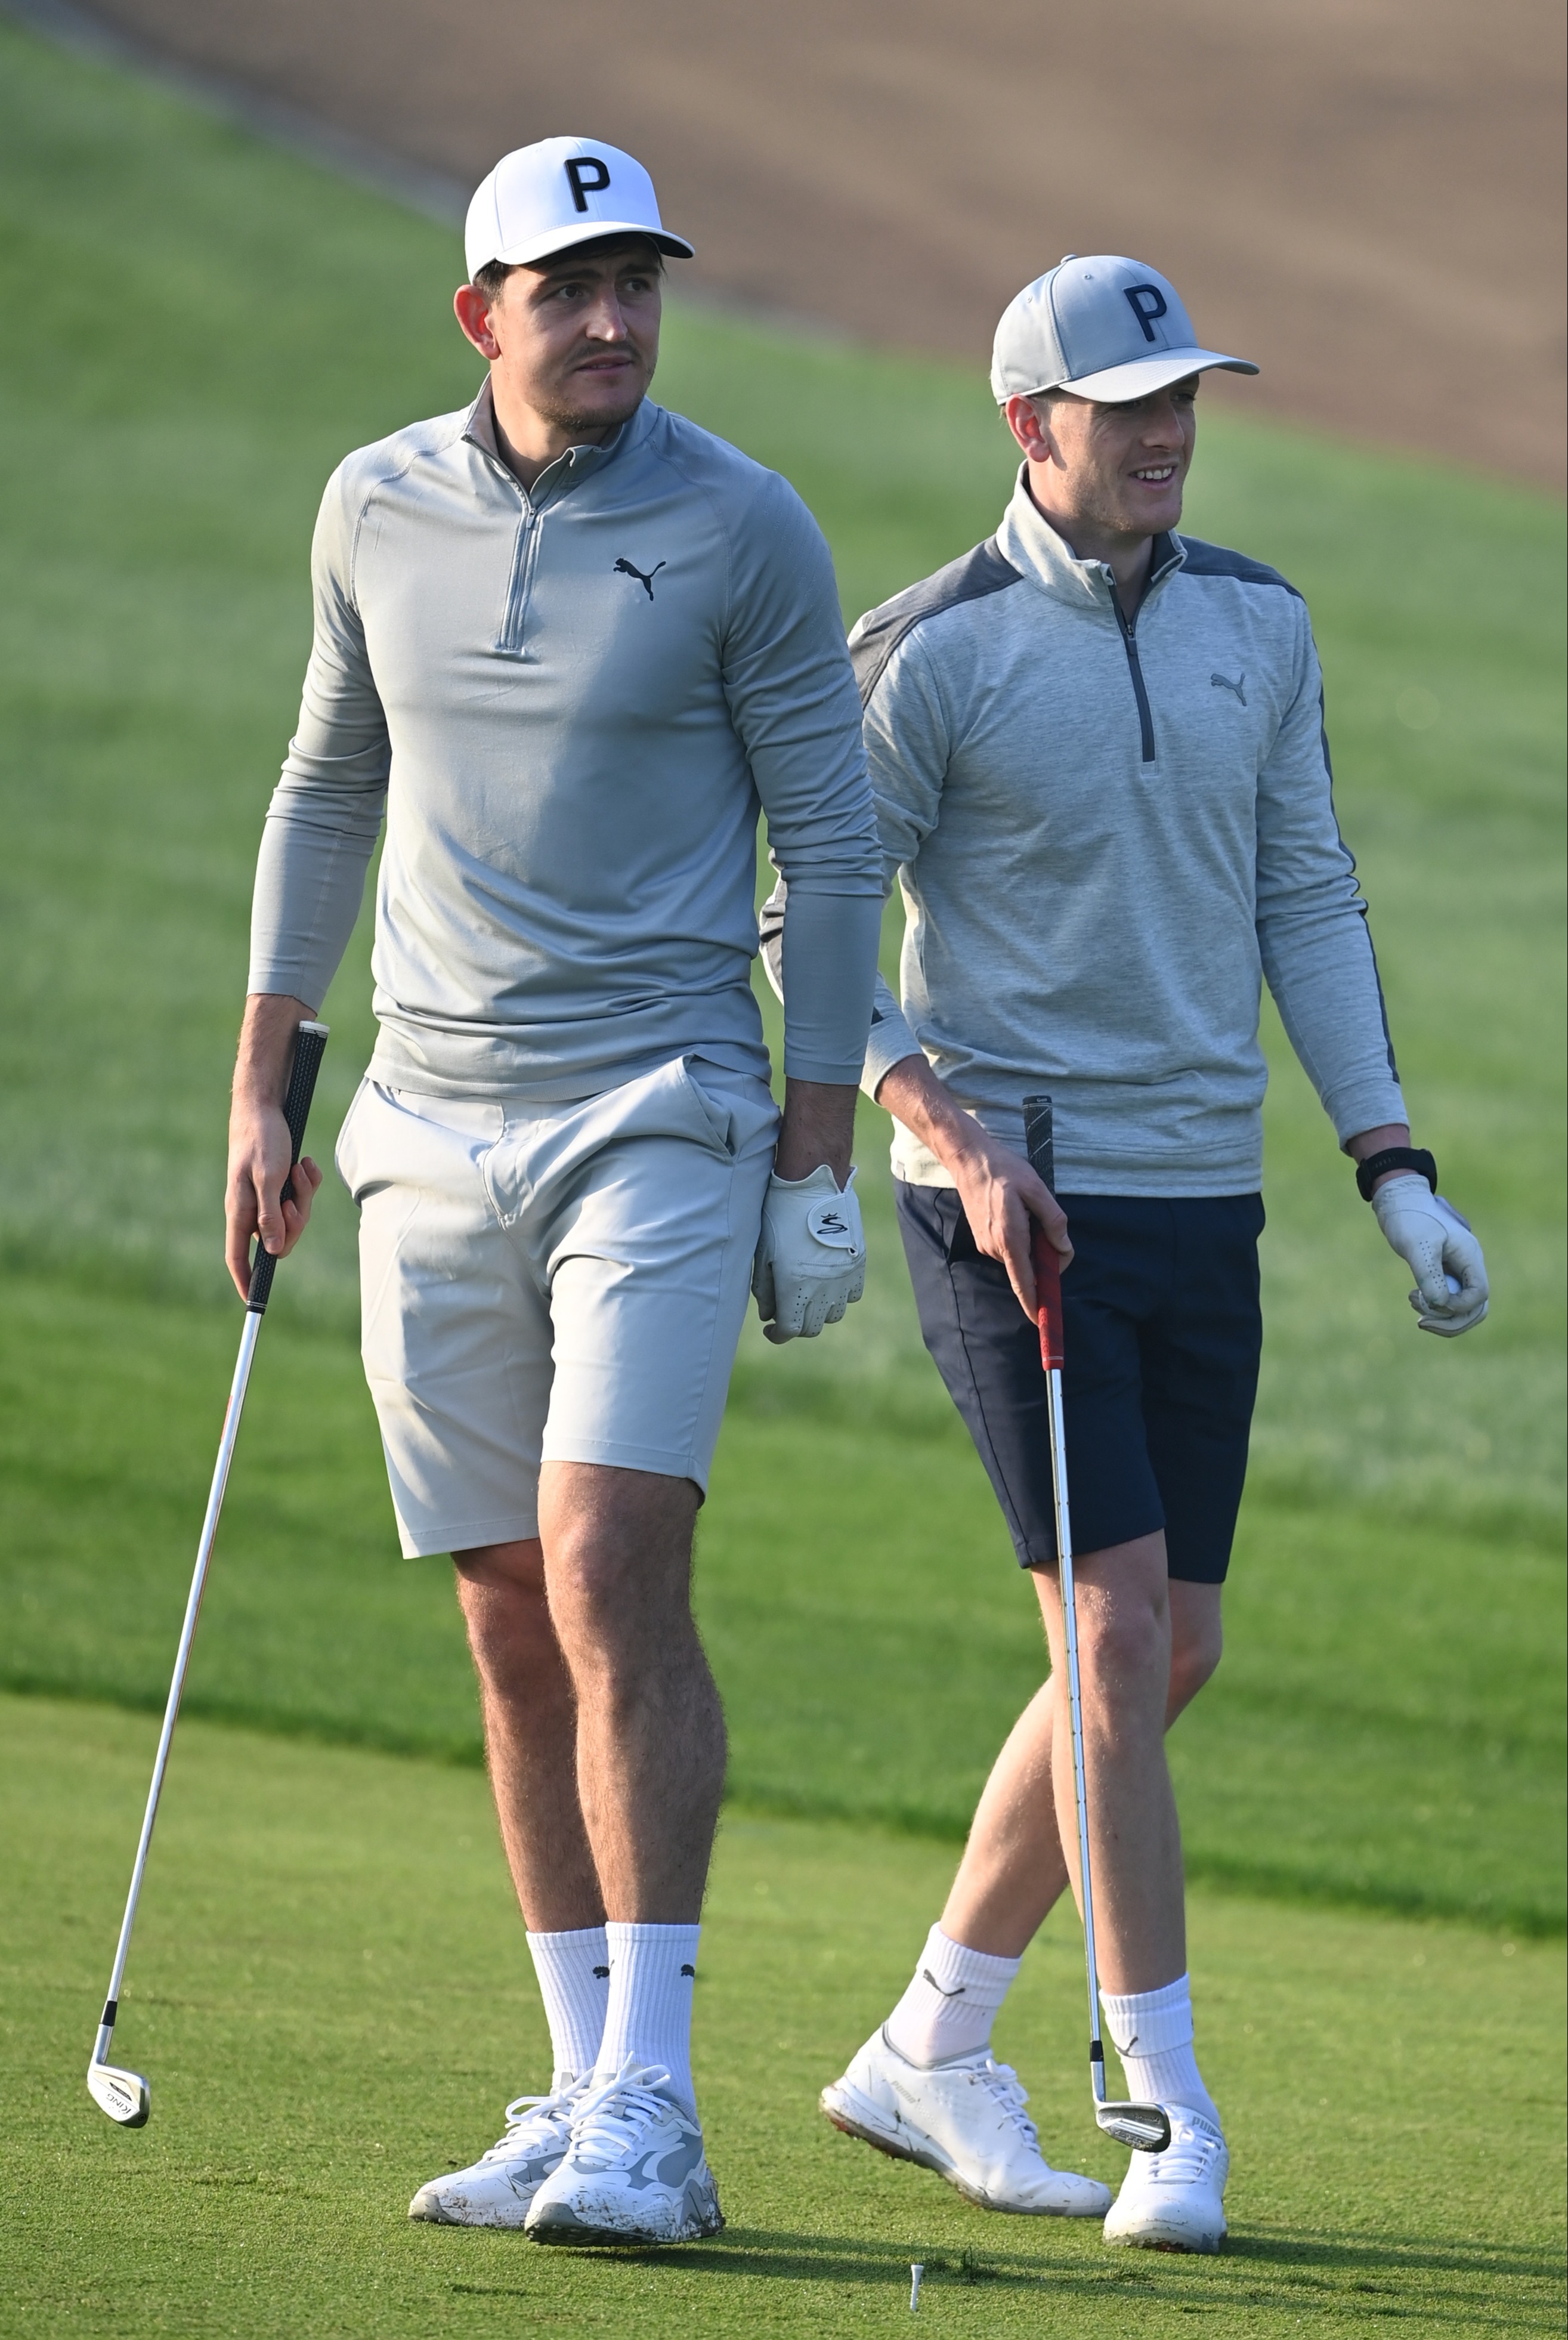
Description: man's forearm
xmin=875 ymin=1052 xmax=986 ymax=1176
xmin=774 ymin=1079 xmax=857 ymax=1185
xmin=874 ymin=1050 xmax=1068 ymax=1306
xmin=234 ymin=991 xmax=318 ymax=1107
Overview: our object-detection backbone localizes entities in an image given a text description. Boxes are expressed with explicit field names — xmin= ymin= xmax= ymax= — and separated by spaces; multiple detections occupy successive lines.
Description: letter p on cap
xmin=565 ymin=155 xmax=611 ymax=211
xmin=1123 ymin=283 xmax=1169 ymax=342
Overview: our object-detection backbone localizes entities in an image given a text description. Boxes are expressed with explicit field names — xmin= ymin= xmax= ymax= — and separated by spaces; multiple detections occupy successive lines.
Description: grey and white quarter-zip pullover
xmin=248 ymin=385 xmax=883 ymax=1101
xmin=766 ymin=471 xmax=1405 ymax=1195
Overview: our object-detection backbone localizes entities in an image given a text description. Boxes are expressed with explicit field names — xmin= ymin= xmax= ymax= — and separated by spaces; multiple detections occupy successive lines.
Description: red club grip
xmin=1033 ymin=1222 xmax=1065 ymax=1370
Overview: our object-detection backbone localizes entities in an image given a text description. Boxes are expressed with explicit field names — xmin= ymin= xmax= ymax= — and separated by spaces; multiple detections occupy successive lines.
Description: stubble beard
xmin=1074 ymin=471 xmax=1184 ymax=545
xmin=532 ymin=360 xmax=654 ymax=441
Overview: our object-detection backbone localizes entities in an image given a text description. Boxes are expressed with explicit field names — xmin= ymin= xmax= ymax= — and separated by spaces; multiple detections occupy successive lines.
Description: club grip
xmin=1022 ymin=1092 xmax=1055 ymax=1194
xmin=246 ymin=1021 xmax=330 ymax=1313
xmin=1022 ymin=1092 xmax=1064 ymax=1371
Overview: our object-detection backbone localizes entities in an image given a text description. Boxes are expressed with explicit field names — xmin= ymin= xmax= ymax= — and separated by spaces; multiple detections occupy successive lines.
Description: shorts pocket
xmin=334 ymin=1077 xmax=375 ymax=1198
xmin=936 ymin=1188 xmax=979 ymax=1263
xmin=679 ymin=1057 xmax=740 ymax=1158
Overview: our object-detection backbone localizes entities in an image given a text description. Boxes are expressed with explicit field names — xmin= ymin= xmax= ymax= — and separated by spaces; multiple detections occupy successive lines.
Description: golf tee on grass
xmin=87 ymin=1021 xmax=329 ymax=2128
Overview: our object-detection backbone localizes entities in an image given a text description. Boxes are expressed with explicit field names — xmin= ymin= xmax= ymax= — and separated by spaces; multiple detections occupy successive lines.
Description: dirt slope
xmin=44 ymin=0 xmax=1568 ymax=483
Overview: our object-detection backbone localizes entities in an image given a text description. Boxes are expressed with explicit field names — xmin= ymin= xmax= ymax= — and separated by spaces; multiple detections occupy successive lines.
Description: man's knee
xmin=1077 ymin=1593 xmax=1168 ymax=1696
xmin=1168 ymin=1635 xmax=1221 ymax=1711
xmin=1068 ymin=1535 xmax=1171 ymax=1696
xmin=453 ymin=1538 xmax=561 ymax=1692
xmin=1167 ymin=1582 xmax=1224 ymax=1715
xmin=541 ymin=1463 xmax=700 ymax=1674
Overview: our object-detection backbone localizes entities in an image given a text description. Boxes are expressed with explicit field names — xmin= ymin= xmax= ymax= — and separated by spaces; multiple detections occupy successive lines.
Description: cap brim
xmin=487 ymin=219 xmax=695 ymax=269
xmin=1013 ymin=347 xmax=1258 ymax=405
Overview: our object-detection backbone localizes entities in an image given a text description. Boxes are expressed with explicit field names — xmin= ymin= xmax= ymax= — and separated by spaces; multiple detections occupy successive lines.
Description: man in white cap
xmin=226 ymin=135 xmax=882 ymax=2245
xmin=789 ymin=255 xmax=1487 ymax=2250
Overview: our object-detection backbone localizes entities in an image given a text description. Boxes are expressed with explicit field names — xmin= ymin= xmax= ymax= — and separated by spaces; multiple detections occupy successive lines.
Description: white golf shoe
xmin=408 ymin=2077 xmax=585 ymax=2227
xmin=1102 ymin=2104 xmax=1229 ymax=2253
xmin=524 ymin=2060 xmax=723 ymax=2246
xmin=820 ymin=2027 xmax=1112 ymax=2217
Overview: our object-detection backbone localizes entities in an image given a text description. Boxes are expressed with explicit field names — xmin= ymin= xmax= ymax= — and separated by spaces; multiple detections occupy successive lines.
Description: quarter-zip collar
xmin=996 ymin=465 xmax=1187 ymax=618
xmin=462 ymin=376 xmax=645 ymax=505
xmin=466 ymin=386 xmax=657 ymax=661
xmin=997 ymin=468 xmax=1187 ymax=764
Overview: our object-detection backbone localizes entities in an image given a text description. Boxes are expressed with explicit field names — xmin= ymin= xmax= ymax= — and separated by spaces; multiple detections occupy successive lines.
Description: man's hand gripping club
xmin=752 ymin=1077 xmax=866 ymax=1343
xmin=225 ymin=993 xmax=326 ymax=1299
xmin=874 ymin=1053 xmax=1072 ymax=1316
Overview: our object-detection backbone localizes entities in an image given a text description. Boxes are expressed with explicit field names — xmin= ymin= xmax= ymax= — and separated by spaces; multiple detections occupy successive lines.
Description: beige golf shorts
xmin=335 ymin=1054 xmax=778 ymax=1557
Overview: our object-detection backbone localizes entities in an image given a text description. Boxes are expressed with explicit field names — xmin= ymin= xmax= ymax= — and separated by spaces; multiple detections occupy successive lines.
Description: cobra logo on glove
xmin=806 ymin=1197 xmax=859 ymax=1248
xmin=751 ymin=1165 xmax=867 ymax=1344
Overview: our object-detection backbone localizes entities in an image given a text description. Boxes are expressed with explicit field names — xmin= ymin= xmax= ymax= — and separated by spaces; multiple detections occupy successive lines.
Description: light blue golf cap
xmin=991 ymin=255 xmax=1257 ymax=406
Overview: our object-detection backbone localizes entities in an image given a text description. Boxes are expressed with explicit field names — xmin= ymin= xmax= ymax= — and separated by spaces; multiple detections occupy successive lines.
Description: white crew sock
xmin=1099 ymin=1973 xmax=1220 ymax=2129
xmin=527 ymin=1927 xmax=611 ymax=2088
xmin=884 ymin=1924 xmax=1022 ymax=2067
xmin=593 ymin=1921 xmax=701 ymax=2112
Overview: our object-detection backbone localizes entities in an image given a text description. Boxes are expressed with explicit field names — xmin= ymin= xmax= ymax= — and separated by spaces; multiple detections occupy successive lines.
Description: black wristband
xmin=1356 ymin=1146 xmax=1437 ymax=1202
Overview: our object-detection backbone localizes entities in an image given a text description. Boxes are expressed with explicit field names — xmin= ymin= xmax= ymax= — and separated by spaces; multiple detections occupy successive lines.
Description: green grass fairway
xmin=0 ymin=23 xmax=1565 ymax=2335
xmin=3 ymin=1272 xmax=1560 ymax=1934
xmin=4 ymin=1697 xmax=1563 ymax=2339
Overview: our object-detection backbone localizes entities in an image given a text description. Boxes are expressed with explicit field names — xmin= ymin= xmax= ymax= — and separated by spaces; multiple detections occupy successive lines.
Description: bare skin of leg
xmin=454 ymin=1460 xmax=724 ymax=1931
xmin=941 ymin=1537 xmax=1222 ymax=1989
xmin=452 ymin=1534 xmax=603 ymax=1934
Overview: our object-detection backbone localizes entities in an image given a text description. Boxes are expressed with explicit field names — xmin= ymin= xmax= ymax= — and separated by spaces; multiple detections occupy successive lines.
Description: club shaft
xmin=92 ymin=1305 xmax=264 ymax=2061
xmin=1045 ymin=1361 xmax=1106 ymax=2097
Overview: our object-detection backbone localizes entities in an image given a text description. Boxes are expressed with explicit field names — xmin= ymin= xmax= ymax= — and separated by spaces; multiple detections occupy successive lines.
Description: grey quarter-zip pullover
xmin=248 ymin=384 xmax=883 ymax=1101
xmin=763 ymin=470 xmax=1405 ymax=1195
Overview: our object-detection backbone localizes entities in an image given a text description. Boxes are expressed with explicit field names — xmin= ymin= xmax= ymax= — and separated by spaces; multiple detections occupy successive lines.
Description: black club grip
xmin=246 ymin=1021 xmax=330 ymax=1313
xmin=1022 ymin=1093 xmax=1055 ymax=1191
xmin=1022 ymin=1092 xmax=1065 ymax=1370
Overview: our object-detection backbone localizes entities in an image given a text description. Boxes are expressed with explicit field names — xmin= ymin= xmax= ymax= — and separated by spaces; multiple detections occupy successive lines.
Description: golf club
xmin=1022 ymin=1093 xmax=1171 ymax=2156
xmin=87 ymin=1019 xmax=329 ymax=2128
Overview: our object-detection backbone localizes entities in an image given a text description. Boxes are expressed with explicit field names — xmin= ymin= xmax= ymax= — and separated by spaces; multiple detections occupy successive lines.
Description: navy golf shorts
xmin=896 ymin=1185 xmax=1266 ymax=1584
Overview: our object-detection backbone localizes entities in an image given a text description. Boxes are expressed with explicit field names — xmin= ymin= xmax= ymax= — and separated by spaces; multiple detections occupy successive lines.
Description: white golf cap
xmin=464 ymin=136 xmax=694 ymax=279
xmin=991 ymin=255 xmax=1257 ymax=406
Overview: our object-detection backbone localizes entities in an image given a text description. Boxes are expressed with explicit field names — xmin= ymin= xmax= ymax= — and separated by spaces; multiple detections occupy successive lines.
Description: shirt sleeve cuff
xmin=1329 ymin=1081 xmax=1409 ymax=1148
xmin=861 ymin=975 xmax=924 ymax=1101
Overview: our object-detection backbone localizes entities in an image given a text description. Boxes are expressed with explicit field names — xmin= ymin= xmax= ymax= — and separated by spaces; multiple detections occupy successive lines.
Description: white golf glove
xmin=1371 ymin=1175 xmax=1489 ymax=1336
xmin=752 ymin=1164 xmax=866 ymax=1343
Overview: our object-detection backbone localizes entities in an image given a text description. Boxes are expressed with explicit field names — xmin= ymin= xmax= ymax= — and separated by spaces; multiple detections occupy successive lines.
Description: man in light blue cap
xmin=806 ymin=256 xmax=1488 ymax=2250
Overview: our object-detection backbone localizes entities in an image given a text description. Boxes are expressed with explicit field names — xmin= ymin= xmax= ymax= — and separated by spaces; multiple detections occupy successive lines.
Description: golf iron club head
xmin=88 ymin=2059 xmax=150 ymax=2128
xmin=1097 ymin=2100 xmax=1171 ymax=2153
